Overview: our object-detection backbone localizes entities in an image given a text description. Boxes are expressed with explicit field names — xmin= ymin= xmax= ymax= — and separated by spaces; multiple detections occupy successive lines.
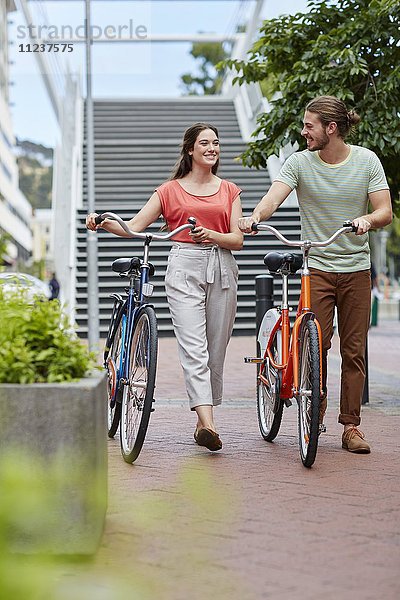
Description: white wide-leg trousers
xmin=165 ymin=243 xmax=238 ymax=410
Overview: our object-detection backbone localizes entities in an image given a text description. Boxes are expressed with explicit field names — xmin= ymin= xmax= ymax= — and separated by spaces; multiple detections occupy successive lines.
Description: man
xmin=49 ymin=272 xmax=60 ymax=300
xmin=239 ymin=95 xmax=392 ymax=453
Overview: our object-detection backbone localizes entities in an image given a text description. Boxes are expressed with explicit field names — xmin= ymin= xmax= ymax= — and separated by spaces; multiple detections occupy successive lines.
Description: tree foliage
xmin=223 ymin=0 xmax=400 ymax=210
xmin=18 ymin=157 xmax=52 ymax=209
xmin=16 ymin=139 xmax=53 ymax=209
xmin=181 ymin=41 xmax=230 ymax=95
xmin=0 ymin=231 xmax=11 ymax=267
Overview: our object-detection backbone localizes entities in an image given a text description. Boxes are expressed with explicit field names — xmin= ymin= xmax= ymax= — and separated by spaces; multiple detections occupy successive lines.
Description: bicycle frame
xmin=98 ymin=212 xmax=196 ymax=407
xmin=105 ymin=266 xmax=151 ymax=408
xmin=261 ymin=268 xmax=323 ymax=401
xmin=256 ymin=222 xmax=355 ymax=401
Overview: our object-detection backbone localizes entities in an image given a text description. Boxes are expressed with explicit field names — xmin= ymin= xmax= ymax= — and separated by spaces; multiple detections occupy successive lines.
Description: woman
xmin=86 ymin=123 xmax=243 ymax=451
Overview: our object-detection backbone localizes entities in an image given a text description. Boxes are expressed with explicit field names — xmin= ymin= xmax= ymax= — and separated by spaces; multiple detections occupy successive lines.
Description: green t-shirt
xmin=275 ymin=145 xmax=389 ymax=272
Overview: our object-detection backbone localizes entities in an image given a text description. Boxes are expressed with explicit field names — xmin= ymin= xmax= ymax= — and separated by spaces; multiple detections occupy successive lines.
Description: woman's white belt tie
xmin=170 ymin=242 xmax=230 ymax=289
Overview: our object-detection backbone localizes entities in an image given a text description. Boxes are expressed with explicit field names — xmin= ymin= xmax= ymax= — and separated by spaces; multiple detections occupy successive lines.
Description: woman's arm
xmin=189 ymin=196 xmax=243 ymax=250
xmin=86 ymin=192 xmax=163 ymax=236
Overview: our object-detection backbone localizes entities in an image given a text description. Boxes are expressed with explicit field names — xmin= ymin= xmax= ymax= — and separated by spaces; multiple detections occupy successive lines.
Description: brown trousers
xmin=310 ymin=268 xmax=371 ymax=426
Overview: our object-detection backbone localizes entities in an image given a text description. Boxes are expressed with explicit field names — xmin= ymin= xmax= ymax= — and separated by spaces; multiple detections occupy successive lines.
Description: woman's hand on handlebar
xmin=238 ymin=215 xmax=260 ymax=234
xmin=86 ymin=213 xmax=101 ymax=231
xmin=189 ymin=225 xmax=211 ymax=244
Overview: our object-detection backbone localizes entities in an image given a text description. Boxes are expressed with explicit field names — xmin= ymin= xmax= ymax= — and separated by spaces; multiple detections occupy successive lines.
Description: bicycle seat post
xmin=281 ymin=271 xmax=289 ymax=310
xmin=301 ymin=243 xmax=312 ymax=312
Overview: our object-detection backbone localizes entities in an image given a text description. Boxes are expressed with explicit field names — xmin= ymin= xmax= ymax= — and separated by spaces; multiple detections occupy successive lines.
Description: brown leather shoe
xmin=342 ymin=427 xmax=371 ymax=453
xmin=194 ymin=427 xmax=222 ymax=451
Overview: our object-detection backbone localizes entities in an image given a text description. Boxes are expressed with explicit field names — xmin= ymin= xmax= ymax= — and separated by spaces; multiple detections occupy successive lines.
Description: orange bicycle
xmin=245 ymin=221 xmax=357 ymax=467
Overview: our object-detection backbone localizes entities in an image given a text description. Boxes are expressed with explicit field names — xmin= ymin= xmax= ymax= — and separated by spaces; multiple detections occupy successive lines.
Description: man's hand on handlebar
xmin=351 ymin=217 xmax=370 ymax=235
xmin=238 ymin=215 xmax=260 ymax=234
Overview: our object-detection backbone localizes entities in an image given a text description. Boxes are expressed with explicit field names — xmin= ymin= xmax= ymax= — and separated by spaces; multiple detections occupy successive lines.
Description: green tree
xmin=0 ymin=231 xmax=11 ymax=267
xmin=18 ymin=157 xmax=53 ymax=209
xmin=223 ymin=0 xmax=400 ymax=212
xmin=181 ymin=40 xmax=230 ymax=95
xmin=16 ymin=140 xmax=53 ymax=210
xmin=387 ymin=218 xmax=400 ymax=278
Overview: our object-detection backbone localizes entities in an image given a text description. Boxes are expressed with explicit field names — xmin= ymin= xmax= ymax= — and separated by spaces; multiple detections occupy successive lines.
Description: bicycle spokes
xmin=257 ymin=350 xmax=283 ymax=442
xmin=297 ymin=321 xmax=320 ymax=467
xmin=120 ymin=307 xmax=157 ymax=464
xmin=123 ymin=328 xmax=149 ymax=442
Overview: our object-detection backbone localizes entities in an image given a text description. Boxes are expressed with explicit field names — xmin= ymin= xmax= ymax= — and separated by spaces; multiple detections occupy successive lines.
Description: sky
xmin=8 ymin=0 xmax=310 ymax=147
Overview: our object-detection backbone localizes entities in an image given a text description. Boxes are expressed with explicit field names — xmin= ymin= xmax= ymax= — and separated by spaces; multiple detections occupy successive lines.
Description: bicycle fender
xmin=258 ymin=308 xmax=282 ymax=360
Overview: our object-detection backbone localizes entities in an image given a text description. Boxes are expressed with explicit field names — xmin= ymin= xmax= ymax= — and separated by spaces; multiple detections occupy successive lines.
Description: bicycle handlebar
xmin=251 ymin=221 xmax=358 ymax=248
xmin=94 ymin=212 xmax=196 ymax=240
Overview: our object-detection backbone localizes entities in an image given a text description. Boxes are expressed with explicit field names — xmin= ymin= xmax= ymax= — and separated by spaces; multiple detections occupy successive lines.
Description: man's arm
xmin=238 ymin=181 xmax=292 ymax=233
xmin=352 ymin=189 xmax=393 ymax=235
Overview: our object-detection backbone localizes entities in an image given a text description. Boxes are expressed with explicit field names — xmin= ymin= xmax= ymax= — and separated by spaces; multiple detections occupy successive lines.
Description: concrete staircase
xmin=76 ymin=98 xmax=300 ymax=337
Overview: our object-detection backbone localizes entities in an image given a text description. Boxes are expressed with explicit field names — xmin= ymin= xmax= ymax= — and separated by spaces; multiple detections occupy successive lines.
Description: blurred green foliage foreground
xmin=0 ymin=454 xmax=245 ymax=600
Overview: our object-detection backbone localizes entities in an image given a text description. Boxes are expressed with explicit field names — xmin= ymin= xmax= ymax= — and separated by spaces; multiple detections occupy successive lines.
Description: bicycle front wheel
xmin=257 ymin=342 xmax=283 ymax=442
xmin=106 ymin=311 xmax=123 ymax=438
xmin=297 ymin=319 xmax=321 ymax=468
xmin=120 ymin=306 xmax=158 ymax=463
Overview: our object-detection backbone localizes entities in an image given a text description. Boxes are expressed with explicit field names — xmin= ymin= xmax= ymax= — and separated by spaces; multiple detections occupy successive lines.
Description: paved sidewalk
xmin=72 ymin=320 xmax=400 ymax=599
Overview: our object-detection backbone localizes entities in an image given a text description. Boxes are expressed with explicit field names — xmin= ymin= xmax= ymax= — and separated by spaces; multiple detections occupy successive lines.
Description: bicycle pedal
xmin=244 ymin=357 xmax=263 ymax=364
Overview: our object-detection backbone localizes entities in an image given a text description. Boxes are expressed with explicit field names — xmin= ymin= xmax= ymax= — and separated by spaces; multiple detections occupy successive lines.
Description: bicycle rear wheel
xmin=120 ymin=306 xmax=157 ymax=463
xmin=257 ymin=341 xmax=283 ymax=442
xmin=106 ymin=311 xmax=124 ymax=438
xmin=297 ymin=319 xmax=321 ymax=468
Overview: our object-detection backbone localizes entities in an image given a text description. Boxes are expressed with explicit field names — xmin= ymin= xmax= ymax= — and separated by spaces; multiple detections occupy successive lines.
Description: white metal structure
xmin=51 ymin=71 xmax=83 ymax=315
xmin=16 ymin=0 xmax=83 ymax=315
xmin=17 ymin=0 xmax=298 ymax=331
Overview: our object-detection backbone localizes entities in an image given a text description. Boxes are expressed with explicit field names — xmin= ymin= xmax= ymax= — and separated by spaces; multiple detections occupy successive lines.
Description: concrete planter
xmin=0 ymin=372 xmax=107 ymax=555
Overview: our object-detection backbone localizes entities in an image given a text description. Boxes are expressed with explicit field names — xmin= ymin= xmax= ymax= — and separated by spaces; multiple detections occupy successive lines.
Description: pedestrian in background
xmin=49 ymin=272 xmax=60 ymax=300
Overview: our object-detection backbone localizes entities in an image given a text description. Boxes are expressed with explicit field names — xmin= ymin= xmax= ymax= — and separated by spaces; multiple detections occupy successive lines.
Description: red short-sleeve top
xmin=156 ymin=179 xmax=242 ymax=243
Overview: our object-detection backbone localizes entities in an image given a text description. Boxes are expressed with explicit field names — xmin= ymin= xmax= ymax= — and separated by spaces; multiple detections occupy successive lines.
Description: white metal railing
xmin=222 ymin=0 xmax=298 ymax=206
xmin=52 ymin=71 xmax=83 ymax=323
xmin=222 ymin=0 xmax=267 ymax=140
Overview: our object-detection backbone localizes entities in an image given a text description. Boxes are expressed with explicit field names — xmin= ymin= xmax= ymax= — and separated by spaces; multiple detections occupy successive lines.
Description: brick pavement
xmin=68 ymin=320 xmax=400 ymax=599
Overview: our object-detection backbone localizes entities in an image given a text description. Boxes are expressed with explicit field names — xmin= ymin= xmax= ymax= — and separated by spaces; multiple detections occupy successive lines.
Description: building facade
xmin=0 ymin=0 xmax=32 ymax=265
xmin=32 ymin=208 xmax=52 ymax=265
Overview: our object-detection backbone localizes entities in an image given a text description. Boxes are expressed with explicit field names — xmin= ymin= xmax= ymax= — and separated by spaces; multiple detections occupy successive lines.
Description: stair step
xmin=76 ymin=97 xmax=300 ymax=337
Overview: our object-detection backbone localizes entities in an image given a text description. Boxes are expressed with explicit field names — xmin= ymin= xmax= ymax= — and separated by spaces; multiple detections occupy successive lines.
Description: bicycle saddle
xmin=264 ymin=252 xmax=303 ymax=274
xmin=111 ymin=257 xmax=155 ymax=276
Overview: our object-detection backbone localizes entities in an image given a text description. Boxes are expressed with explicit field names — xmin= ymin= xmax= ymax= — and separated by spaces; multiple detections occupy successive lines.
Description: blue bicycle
xmin=95 ymin=211 xmax=196 ymax=463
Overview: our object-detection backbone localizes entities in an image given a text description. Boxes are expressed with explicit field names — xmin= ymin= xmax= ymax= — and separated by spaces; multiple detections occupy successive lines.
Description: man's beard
xmin=307 ymin=131 xmax=330 ymax=151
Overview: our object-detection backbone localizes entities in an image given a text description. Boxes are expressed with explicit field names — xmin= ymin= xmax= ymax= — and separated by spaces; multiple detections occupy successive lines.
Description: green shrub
xmin=0 ymin=290 xmax=96 ymax=383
